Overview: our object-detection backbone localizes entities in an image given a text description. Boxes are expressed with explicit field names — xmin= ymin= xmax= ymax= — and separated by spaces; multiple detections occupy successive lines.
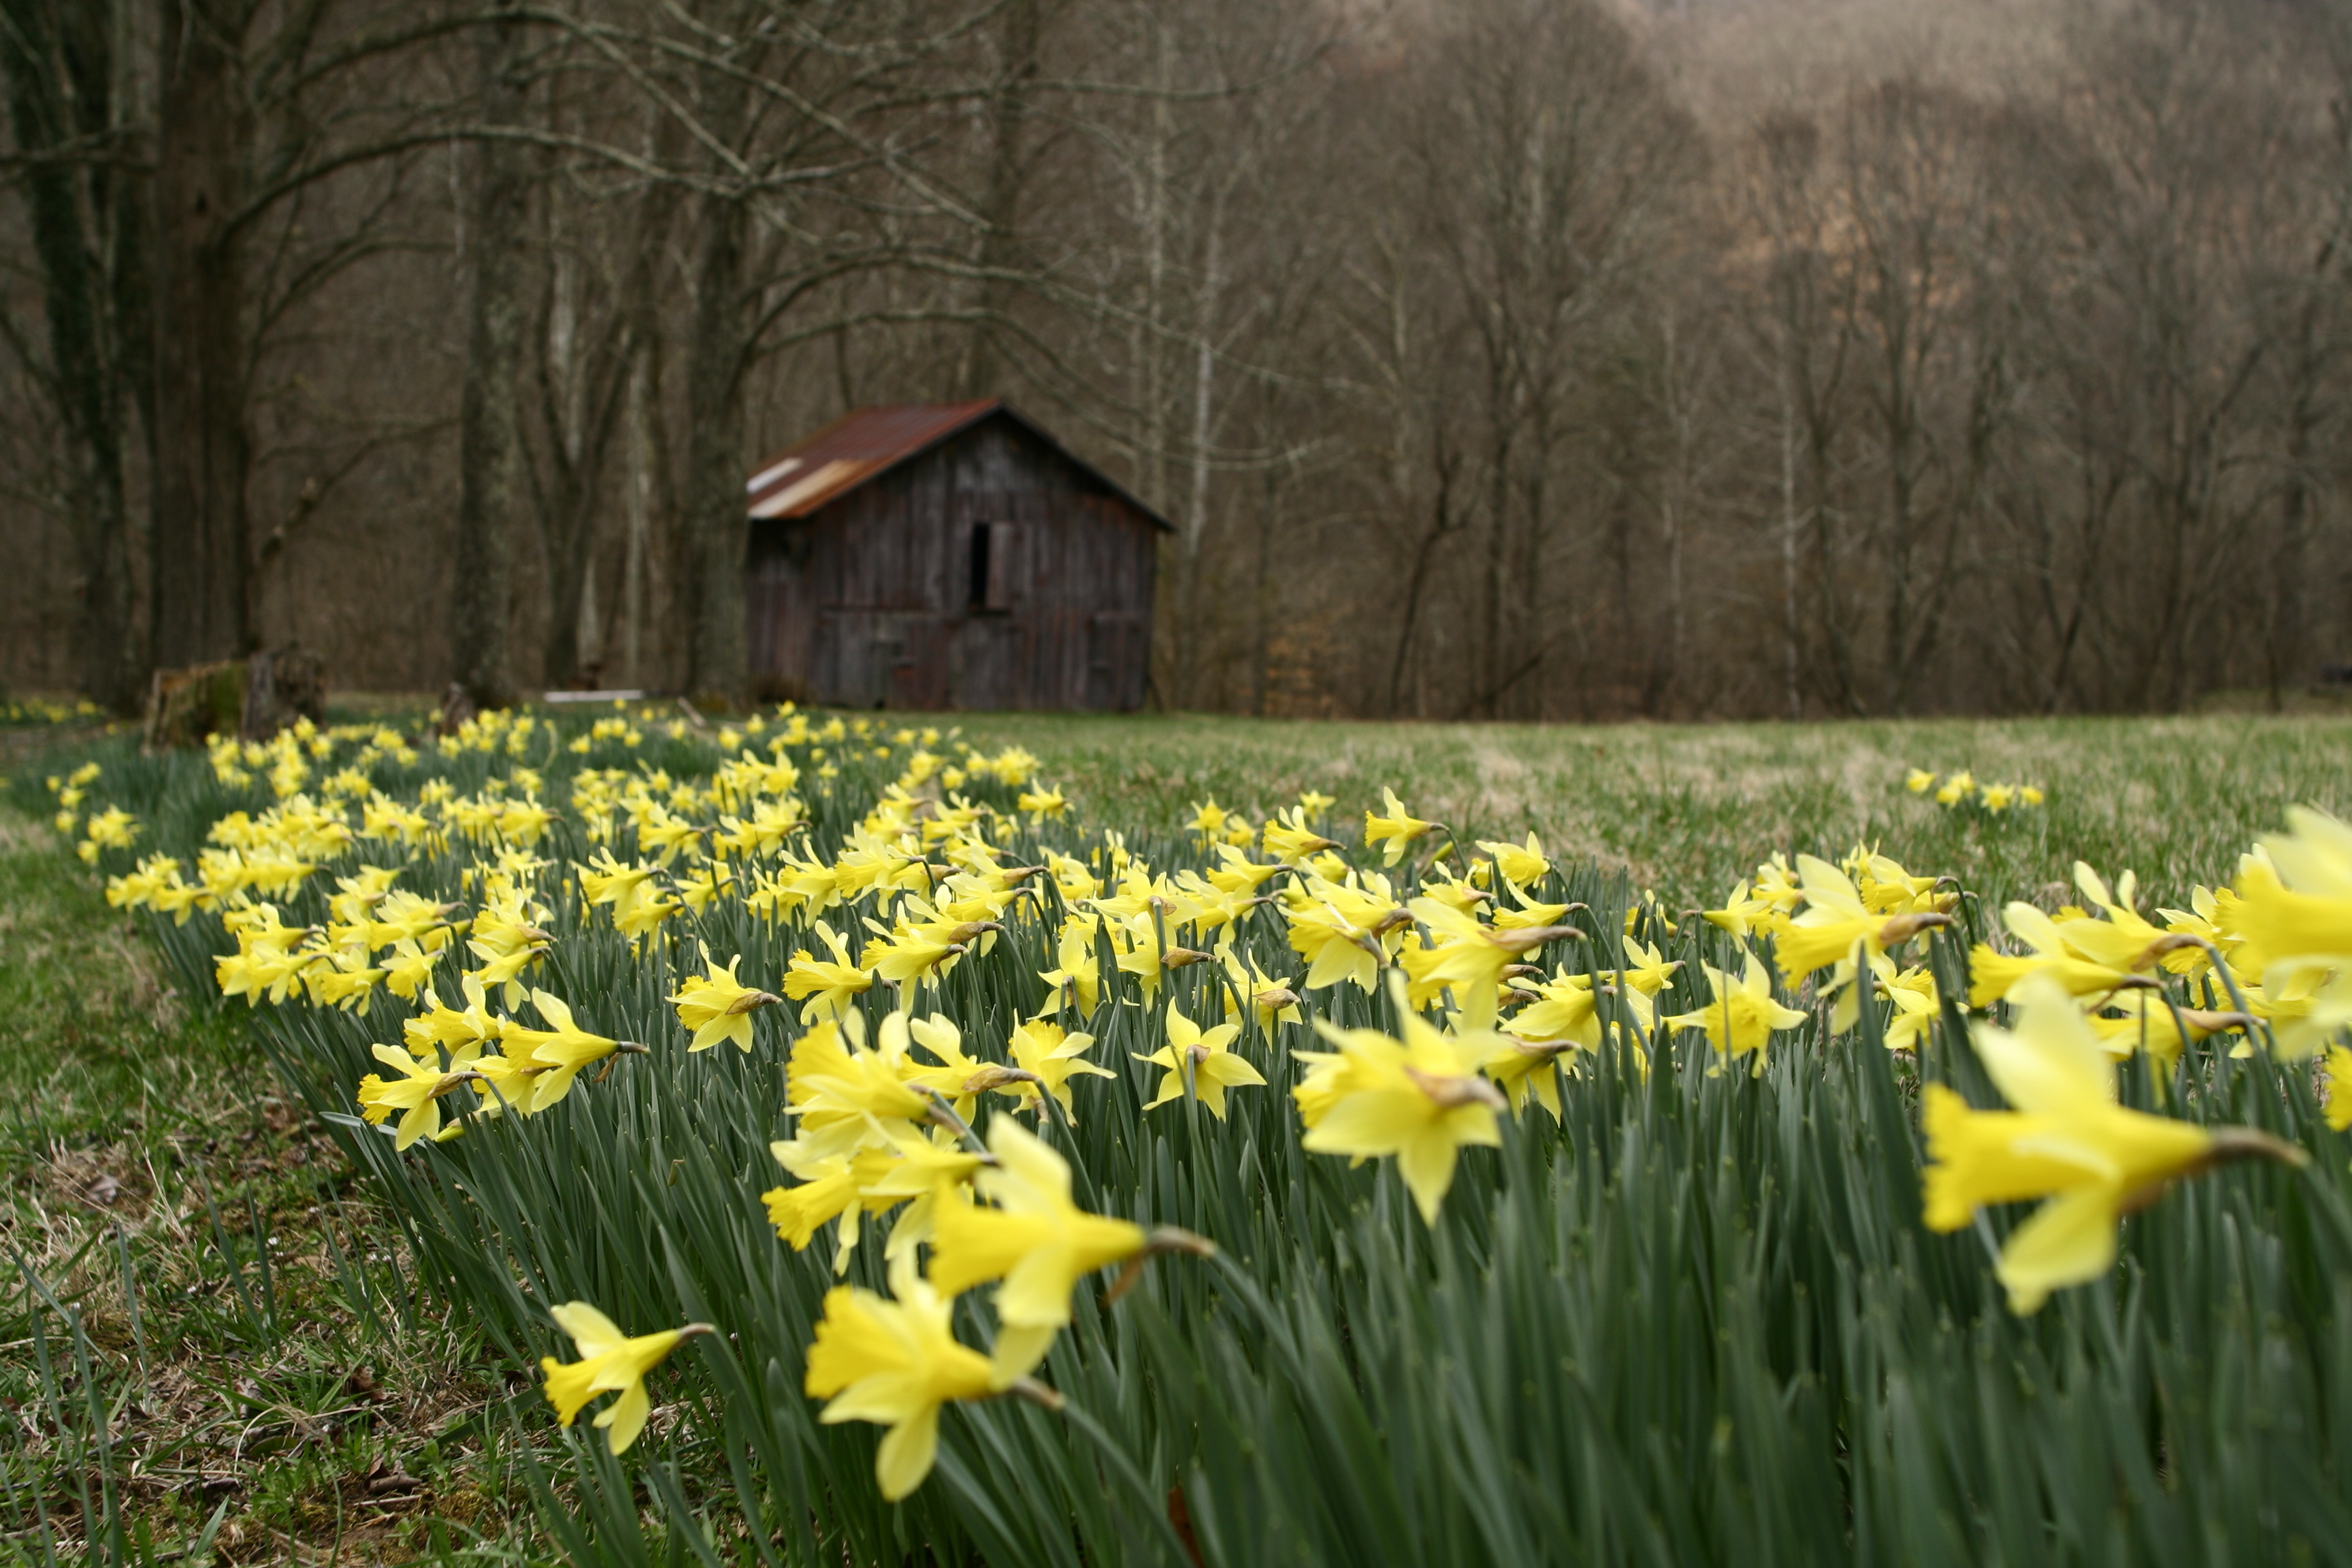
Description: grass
xmin=952 ymin=711 xmax=2352 ymax=908
xmin=0 ymin=787 xmax=544 ymax=1565
xmin=8 ymin=706 xmax=2352 ymax=1565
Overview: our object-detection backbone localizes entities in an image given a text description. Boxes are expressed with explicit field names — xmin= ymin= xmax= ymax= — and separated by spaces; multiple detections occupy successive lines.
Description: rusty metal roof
xmin=745 ymin=400 xmax=1171 ymax=529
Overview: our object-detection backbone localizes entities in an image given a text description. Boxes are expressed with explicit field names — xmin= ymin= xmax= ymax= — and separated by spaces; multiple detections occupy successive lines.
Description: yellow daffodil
xmin=1968 ymin=903 xmax=2146 ymax=1009
xmin=500 ymin=990 xmax=627 ymax=1111
xmin=1878 ymin=964 xmax=1939 ymax=1053
xmin=1662 ymin=950 xmax=1806 ymax=1068
xmin=2326 ymin=1046 xmax=2352 ymax=1132
xmin=1407 ymin=897 xmax=1582 ymax=1030
xmin=1475 ymin=832 xmax=1550 ymax=889
xmin=1264 ymin=806 xmax=1339 ymax=865
xmin=1701 ymin=879 xmax=1778 ymax=941
xmin=1772 ymin=854 xmax=1949 ymax=985
xmin=1136 ymin=1005 xmax=1263 ymax=1118
xmin=1292 ymin=985 xmax=1508 ymax=1224
xmin=996 ymin=1019 xmax=1114 ymax=1122
xmin=670 ymin=954 xmax=780 ymax=1053
xmin=541 ymin=1303 xmax=710 ymax=1454
xmin=1362 ymin=789 xmax=1435 ymax=867
xmin=1218 ymin=943 xmax=1303 ymax=1031
xmin=784 ymin=921 xmax=875 ymax=1023
xmin=927 ymin=1119 xmax=1145 ymax=1375
xmin=803 ymin=1255 xmax=1007 ymax=1501
xmin=1921 ymin=977 xmax=2302 ymax=1314
xmin=355 ymin=1043 xmax=476 ymax=1149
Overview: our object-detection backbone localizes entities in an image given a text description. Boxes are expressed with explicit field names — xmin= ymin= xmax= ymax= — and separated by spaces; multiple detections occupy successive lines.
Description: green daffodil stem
xmin=921 ymin=1090 xmax=994 ymax=1159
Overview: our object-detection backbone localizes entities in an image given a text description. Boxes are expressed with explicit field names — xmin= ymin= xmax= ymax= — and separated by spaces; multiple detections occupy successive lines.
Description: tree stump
xmin=144 ymin=647 xmax=327 ymax=749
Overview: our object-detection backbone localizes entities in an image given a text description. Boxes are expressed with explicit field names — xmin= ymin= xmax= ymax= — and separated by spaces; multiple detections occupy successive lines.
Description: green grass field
xmin=5 ymin=708 xmax=2351 ymax=1566
xmin=953 ymin=711 xmax=2352 ymax=906
xmin=0 ymin=793 xmax=533 ymax=1564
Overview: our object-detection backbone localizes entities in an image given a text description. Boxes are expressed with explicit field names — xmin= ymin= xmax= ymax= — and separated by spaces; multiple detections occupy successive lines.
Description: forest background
xmin=3 ymin=0 xmax=2347 ymax=722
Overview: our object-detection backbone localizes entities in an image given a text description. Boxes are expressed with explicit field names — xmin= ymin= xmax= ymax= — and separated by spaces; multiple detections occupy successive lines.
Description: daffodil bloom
xmin=1484 ymin=1036 xmax=1582 ymax=1118
xmin=465 ymin=887 xmax=555 ymax=1004
xmin=500 ymin=990 xmax=625 ymax=1112
xmin=927 ymin=1119 xmax=1145 ymax=1374
xmin=1407 ymin=897 xmax=1582 ymax=1029
xmin=1773 ymin=854 xmax=1950 ymax=985
xmin=1283 ymin=874 xmax=1408 ymax=992
xmin=783 ymin=921 xmax=874 ymax=1023
xmin=1263 ymin=806 xmax=1339 ymax=864
xmin=670 ymin=955 xmax=780 ymax=1053
xmin=1035 ymin=919 xmax=1105 ymax=1016
xmin=1701 ymin=879 xmax=1778 ymax=941
xmin=2048 ymin=864 xmax=2194 ymax=976
xmin=1934 ymin=770 xmax=1976 ymax=806
xmin=994 ymin=1019 xmax=1113 ymax=1122
xmin=1905 ymin=768 xmax=1936 ymax=794
xmin=2084 ymin=991 xmax=2249 ymax=1069
xmin=1292 ymin=990 xmax=1509 ymax=1224
xmin=1196 ymin=844 xmax=1279 ymax=898
xmin=1219 ymin=943 xmax=1303 ymax=1030
xmin=1967 ymin=904 xmax=2147 ymax=1009
xmin=2326 ymin=1046 xmax=2352 ymax=1132
xmin=1503 ymin=969 xmax=1601 ymax=1053
xmin=1475 ymin=832 xmax=1550 ymax=889
xmin=803 ymin=1255 xmax=1006 ymax=1501
xmin=1187 ymin=799 xmax=1230 ymax=839
xmin=764 ymin=1120 xmax=981 ymax=1267
xmin=355 ymin=1043 xmax=479 ymax=1149
xmin=858 ymin=924 xmax=968 ymax=987
xmin=1878 ymin=964 xmax=1939 ymax=1052
xmin=1662 ymin=951 xmax=1806 ymax=1067
xmin=2231 ymin=809 xmax=2352 ymax=1055
xmin=404 ymin=973 xmax=504 ymax=1058
xmin=763 ymin=1144 xmax=868 ymax=1252
xmin=1017 ymin=787 xmax=1068 ymax=821
xmin=541 ymin=1303 xmax=710 ymax=1454
xmin=1615 ymin=936 xmax=1682 ymax=1000
xmin=1921 ymin=977 xmax=2303 ymax=1314
xmin=1362 ymin=789 xmax=1434 ymax=867
xmin=786 ymin=1017 xmax=936 ymax=1156
xmin=1136 ymin=1005 xmax=1264 ymax=1118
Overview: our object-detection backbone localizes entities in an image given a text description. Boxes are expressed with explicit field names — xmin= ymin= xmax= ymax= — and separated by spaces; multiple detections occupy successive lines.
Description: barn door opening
xmin=968 ymin=521 xmax=1015 ymax=612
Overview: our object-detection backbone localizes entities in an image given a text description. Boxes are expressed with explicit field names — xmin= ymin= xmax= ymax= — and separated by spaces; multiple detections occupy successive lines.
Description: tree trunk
xmin=152 ymin=0 xmax=251 ymax=666
xmin=0 ymin=0 xmax=142 ymax=709
xmin=451 ymin=0 xmax=529 ymax=707
xmin=958 ymin=0 xmax=1041 ymax=399
xmin=683 ymin=186 xmax=749 ymax=703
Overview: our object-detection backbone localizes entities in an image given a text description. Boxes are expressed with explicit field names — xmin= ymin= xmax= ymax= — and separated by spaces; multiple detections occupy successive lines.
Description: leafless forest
xmin=2 ymin=0 xmax=2347 ymax=718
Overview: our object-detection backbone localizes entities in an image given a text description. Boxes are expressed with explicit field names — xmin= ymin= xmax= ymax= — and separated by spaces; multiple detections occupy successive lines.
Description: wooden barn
xmin=744 ymin=401 xmax=1166 ymax=711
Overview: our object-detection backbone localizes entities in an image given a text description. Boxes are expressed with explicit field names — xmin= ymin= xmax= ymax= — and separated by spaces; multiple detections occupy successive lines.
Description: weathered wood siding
xmin=745 ymin=412 xmax=1157 ymax=710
